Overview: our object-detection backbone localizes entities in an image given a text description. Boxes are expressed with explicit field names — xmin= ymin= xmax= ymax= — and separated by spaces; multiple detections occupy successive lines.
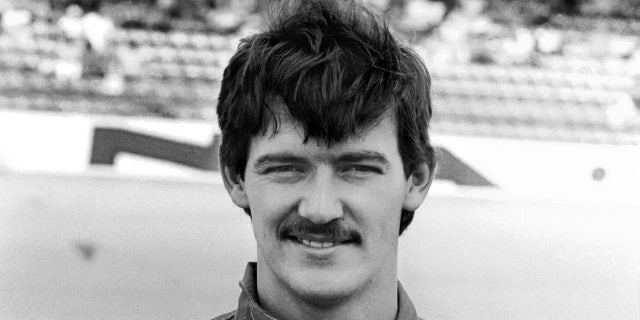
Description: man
xmin=214 ymin=0 xmax=435 ymax=319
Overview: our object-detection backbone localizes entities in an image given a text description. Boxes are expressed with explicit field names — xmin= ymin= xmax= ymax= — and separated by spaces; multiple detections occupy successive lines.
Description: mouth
xmin=286 ymin=235 xmax=359 ymax=249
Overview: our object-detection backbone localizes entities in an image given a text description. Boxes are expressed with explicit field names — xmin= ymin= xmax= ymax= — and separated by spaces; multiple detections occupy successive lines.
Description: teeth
xmin=300 ymin=239 xmax=335 ymax=248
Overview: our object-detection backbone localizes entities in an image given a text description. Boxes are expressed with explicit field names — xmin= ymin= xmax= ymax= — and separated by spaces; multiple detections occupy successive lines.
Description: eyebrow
xmin=253 ymin=153 xmax=308 ymax=171
xmin=333 ymin=151 xmax=391 ymax=168
xmin=253 ymin=151 xmax=391 ymax=170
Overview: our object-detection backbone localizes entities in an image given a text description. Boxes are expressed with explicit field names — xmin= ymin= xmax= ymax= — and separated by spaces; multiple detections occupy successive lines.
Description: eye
xmin=261 ymin=165 xmax=306 ymax=182
xmin=265 ymin=165 xmax=303 ymax=174
xmin=340 ymin=165 xmax=383 ymax=176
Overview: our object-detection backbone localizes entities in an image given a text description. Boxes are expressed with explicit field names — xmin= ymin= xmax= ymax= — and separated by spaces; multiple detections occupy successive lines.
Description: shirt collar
xmin=234 ymin=262 xmax=420 ymax=320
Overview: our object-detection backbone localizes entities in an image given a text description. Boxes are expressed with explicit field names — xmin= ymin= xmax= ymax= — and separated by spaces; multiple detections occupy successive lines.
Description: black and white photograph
xmin=1 ymin=0 xmax=639 ymax=319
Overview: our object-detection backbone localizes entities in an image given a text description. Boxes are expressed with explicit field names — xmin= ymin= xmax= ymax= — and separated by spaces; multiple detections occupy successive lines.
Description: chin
xmin=285 ymin=266 xmax=367 ymax=306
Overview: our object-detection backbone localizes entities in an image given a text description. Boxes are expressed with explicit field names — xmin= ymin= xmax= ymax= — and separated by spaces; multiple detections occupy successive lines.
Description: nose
xmin=298 ymin=167 xmax=343 ymax=224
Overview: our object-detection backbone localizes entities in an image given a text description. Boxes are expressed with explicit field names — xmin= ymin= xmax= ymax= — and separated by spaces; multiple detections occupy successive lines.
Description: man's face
xmin=228 ymin=113 xmax=426 ymax=302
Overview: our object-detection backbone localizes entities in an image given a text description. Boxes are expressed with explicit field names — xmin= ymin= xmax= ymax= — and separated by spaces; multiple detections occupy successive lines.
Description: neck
xmin=256 ymin=260 xmax=398 ymax=320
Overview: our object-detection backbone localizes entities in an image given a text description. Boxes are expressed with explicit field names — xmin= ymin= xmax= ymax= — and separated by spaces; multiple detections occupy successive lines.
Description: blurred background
xmin=0 ymin=0 xmax=639 ymax=319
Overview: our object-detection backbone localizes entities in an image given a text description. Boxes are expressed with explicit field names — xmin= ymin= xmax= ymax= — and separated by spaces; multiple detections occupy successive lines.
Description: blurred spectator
xmin=55 ymin=1 xmax=124 ymax=94
xmin=1 ymin=6 xmax=33 ymax=31
xmin=203 ymin=0 xmax=256 ymax=34
xmin=384 ymin=0 xmax=460 ymax=36
xmin=205 ymin=7 xmax=245 ymax=34
xmin=534 ymin=28 xmax=563 ymax=54
xmin=81 ymin=9 xmax=114 ymax=53
xmin=115 ymin=40 xmax=142 ymax=79
xmin=1 ymin=3 xmax=37 ymax=66
xmin=56 ymin=4 xmax=84 ymax=82
xmin=500 ymin=27 xmax=536 ymax=64
xmin=80 ymin=1 xmax=125 ymax=95
xmin=58 ymin=4 xmax=83 ymax=39
xmin=401 ymin=0 xmax=448 ymax=31
xmin=419 ymin=0 xmax=496 ymax=65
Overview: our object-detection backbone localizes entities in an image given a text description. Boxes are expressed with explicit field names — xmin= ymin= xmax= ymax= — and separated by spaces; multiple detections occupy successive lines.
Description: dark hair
xmin=217 ymin=0 xmax=434 ymax=234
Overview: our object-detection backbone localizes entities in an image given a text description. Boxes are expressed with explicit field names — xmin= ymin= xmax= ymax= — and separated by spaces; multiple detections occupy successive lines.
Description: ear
xmin=222 ymin=166 xmax=250 ymax=209
xmin=402 ymin=163 xmax=433 ymax=211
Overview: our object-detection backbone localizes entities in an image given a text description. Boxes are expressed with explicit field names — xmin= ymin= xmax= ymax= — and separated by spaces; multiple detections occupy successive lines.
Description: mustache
xmin=278 ymin=215 xmax=361 ymax=243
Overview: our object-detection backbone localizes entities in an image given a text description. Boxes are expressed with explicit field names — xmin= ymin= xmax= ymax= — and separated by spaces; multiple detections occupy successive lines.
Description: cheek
xmin=247 ymin=184 xmax=294 ymax=216
xmin=379 ymin=183 xmax=405 ymax=233
xmin=354 ymin=182 xmax=404 ymax=236
xmin=245 ymin=182 xmax=297 ymax=239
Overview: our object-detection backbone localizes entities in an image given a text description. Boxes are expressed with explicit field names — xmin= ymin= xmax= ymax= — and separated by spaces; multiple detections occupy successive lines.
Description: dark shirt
xmin=213 ymin=262 xmax=423 ymax=320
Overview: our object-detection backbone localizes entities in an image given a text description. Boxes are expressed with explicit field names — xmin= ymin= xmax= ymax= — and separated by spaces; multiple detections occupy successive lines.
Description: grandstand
xmin=1 ymin=1 xmax=638 ymax=144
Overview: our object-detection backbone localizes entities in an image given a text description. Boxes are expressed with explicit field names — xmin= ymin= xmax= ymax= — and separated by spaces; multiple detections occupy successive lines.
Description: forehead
xmin=247 ymin=114 xmax=400 ymax=161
